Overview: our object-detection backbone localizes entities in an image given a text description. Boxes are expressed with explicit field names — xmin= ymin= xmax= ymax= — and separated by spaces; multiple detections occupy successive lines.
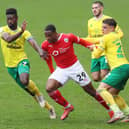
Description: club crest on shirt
xmin=48 ymin=45 xmax=53 ymax=47
xmin=64 ymin=38 xmax=69 ymax=43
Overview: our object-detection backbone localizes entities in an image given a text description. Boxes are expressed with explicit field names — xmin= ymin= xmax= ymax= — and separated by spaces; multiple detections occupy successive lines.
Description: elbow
xmin=120 ymin=33 xmax=124 ymax=39
xmin=119 ymin=32 xmax=124 ymax=39
xmin=5 ymin=38 xmax=13 ymax=43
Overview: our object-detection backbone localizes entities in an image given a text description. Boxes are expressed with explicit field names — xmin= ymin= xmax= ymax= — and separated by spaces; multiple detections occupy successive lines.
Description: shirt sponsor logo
xmin=7 ymin=44 xmax=21 ymax=49
xmin=52 ymin=50 xmax=59 ymax=56
xmin=52 ymin=47 xmax=70 ymax=56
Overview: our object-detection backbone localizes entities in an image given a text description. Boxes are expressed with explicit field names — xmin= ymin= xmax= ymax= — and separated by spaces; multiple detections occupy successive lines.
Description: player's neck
xmin=95 ymin=14 xmax=104 ymax=20
xmin=8 ymin=25 xmax=17 ymax=31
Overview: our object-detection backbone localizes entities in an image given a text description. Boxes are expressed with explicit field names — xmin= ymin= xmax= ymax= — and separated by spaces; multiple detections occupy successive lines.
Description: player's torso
xmin=104 ymin=33 xmax=129 ymax=69
xmin=1 ymin=26 xmax=26 ymax=49
xmin=88 ymin=15 xmax=111 ymax=37
xmin=47 ymin=33 xmax=77 ymax=68
xmin=88 ymin=15 xmax=111 ymax=58
xmin=0 ymin=25 xmax=28 ymax=67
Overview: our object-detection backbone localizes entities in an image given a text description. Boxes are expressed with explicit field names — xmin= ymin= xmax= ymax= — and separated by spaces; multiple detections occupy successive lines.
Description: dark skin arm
xmin=1 ymin=20 xmax=48 ymax=58
xmin=28 ymin=38 xmax=48 ymax=59
xmin=1 ymin=20 xmax=26 ymax=43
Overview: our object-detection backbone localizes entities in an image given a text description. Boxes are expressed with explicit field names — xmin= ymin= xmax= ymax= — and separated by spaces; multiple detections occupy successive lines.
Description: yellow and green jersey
xmin=0 ymin=25 xmax=32 ymax=67
xmin=93 ymin=32 xmax=128 ymax=70
xmin=87 ymin=15 xmax=124 ymax=58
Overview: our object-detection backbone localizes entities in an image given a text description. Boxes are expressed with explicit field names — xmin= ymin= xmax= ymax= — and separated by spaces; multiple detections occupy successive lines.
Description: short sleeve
xmin=23 ymin=30 xmax=33 ymax=41
xmin=68 ymin=33 xmax=80 ymax=43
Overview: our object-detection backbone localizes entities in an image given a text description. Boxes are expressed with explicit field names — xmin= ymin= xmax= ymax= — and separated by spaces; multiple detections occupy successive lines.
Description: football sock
xmin=110 ymin=104 xmax=122 ymax=113
xmin=114 ymin=95 xmax=129 ymax=115
xmin=44 ymin=101 xmax=52 ymax=110
xmin=27 ymin=80 xmax=40 ymax=96
xmin=95 ymin=92 xmax=110 ymax=110
xmin=98 ymin=89 xmax=121 ymax=112
xmin=27 ymin=80 xmax=53 ymax=110
xmin=98 ymin=89 xmax=115 ymax=105
xmin=48 ymin=90 xmax=69 ymax=107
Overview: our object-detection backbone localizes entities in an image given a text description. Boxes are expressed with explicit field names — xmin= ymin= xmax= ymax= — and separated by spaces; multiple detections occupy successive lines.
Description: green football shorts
xmin=91 ymin=56 xmax=110 ymax=72
xmin=7 ymin=59 xmax=30 ymax=89
xmin=102 ymin=64 xmax=129 ymax=90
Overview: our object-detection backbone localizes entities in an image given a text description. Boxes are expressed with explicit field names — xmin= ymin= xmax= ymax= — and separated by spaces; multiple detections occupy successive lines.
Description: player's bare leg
xmin=82 ymin=82 xmax=114 ymax=119
xmin=46 ymin=79 xmax=74 ymax=120
xmin=100 ymin=69 xmax=109 ymax=80
xmin=19 ymin=73 xmax=56 ymax=119
xmin=91 ymin=71 xmax=101 ymax=82
xmin=98 ymin=84 xmax=125 ymax=123
xmin=92 ymin=69 xmax=109 ymax=82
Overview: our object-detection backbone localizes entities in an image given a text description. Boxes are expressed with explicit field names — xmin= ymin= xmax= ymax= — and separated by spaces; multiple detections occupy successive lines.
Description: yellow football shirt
xmin=87 ymin=15 xmax=124 ymax=58
xmin=93 ymin=32 xmax=128 ymax=70
xmin=0 ymin=25 xmax=32 ymax=67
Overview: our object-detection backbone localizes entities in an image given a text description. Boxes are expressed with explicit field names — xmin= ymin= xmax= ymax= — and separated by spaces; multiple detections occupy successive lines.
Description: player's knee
xmin=20 ymin=79 xmax=29 ymax=86
xmin=97 ymin=87 xmax=106 ymax=93
xmin=100 ymin=73 xmax=107 ymax=79
xmin=46 ymin=85 xmax=54 ymax=93
xmin=92 ymin=74 xmax=101 ymax=82
xmin=93 ymin=77 xmax=101 ymax=82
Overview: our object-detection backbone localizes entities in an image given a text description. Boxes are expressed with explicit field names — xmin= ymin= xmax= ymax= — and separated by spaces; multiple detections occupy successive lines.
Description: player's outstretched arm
xmin=28 ymin=38 xmax=48 ymax=59
xmin=1 ymin=20 xmax=26 ymax=43
xmin=78 ymin=38 xmax=94 ymax=48
xmin=83 ymin=37 xmax=100 ymax=44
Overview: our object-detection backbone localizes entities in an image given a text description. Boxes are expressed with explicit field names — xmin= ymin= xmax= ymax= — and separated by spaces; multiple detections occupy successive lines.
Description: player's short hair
xmin=93 ymin=1 xmax=104 ymax=7
xmin=6 ymin=8 xmax=17 ymax=17
xmin=103 ymin=18 xmax=117 ymax=28
xmin=44 ymin=24 xmax=56 ymax=32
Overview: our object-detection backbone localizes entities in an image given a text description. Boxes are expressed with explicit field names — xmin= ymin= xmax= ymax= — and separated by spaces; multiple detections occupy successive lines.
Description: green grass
xmin=0 ymin=0 xmax=129 ymax=129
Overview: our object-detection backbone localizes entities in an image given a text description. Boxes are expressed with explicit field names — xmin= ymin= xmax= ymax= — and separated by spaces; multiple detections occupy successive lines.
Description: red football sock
xmin=48 ymin=90 xmax=69 ymax=107
xmin=95 ymin=92 xmax=110 ymax=110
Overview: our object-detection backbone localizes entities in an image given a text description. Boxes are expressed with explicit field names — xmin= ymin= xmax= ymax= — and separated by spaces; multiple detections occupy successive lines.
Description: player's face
xmin=92 ymin=3 xmax=103 ymax=17
xmin=44 ymin=31 xmax=58 ymax=43
xmin=7 ymin=14 xmax=17 ymax=30
xmin=102 ymin=23 xmax=114 ymax=34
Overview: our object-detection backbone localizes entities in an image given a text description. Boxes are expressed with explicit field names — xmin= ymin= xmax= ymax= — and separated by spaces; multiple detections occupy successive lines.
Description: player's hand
xmin=87 ymin=45 xmax=95 ymax=51
xmin=40 ymin=50 xmax=49 ymax=60
xmin=21 ymin=20 xmax=27 ymax=33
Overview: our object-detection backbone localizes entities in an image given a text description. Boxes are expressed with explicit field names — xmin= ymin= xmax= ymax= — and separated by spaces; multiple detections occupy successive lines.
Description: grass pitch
xmin=0 ymin=0 xmax=129 ymax=129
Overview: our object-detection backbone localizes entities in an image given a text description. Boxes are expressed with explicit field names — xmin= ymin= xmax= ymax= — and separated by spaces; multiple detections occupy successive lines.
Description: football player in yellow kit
xmin=86 ymin=1 xmax=123 ymax=82
xmin=0 ymin=8 xmax=56 ymax=119
xmin=93 ymin=18 xmax=129 ymax=123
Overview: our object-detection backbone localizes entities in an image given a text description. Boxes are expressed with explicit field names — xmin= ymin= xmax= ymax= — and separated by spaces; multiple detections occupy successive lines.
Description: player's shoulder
xmin=103 ymin=15 xmax=112 ymax=19
xmin=41 ymin=40 xmax=49 ymax=47
xmin=0 ymin=25 xmax=9 ymax=32
xmin=104 ymin=32 xmax=118 ymax=40
xmin=24 ymin=30 xmax=30 ymax=33
xmin=88 ymin=17 xmax=95 ymax=23
xmin=60 ymin=33 xmax=75 ymax=38
xmin=23 ymin=29 xmax=31 ymax=35
xmin=64 ymin=33 xmax=75 ymax=37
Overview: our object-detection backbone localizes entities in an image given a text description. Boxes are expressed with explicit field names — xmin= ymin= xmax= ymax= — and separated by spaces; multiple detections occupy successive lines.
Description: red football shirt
xmin=41 ymin=33 xmax=92 ymax=68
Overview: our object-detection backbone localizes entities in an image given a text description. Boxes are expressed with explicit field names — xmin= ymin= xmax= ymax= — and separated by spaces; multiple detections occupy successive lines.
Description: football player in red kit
xmin=41 ymin=24 xmax=114 ymax=121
